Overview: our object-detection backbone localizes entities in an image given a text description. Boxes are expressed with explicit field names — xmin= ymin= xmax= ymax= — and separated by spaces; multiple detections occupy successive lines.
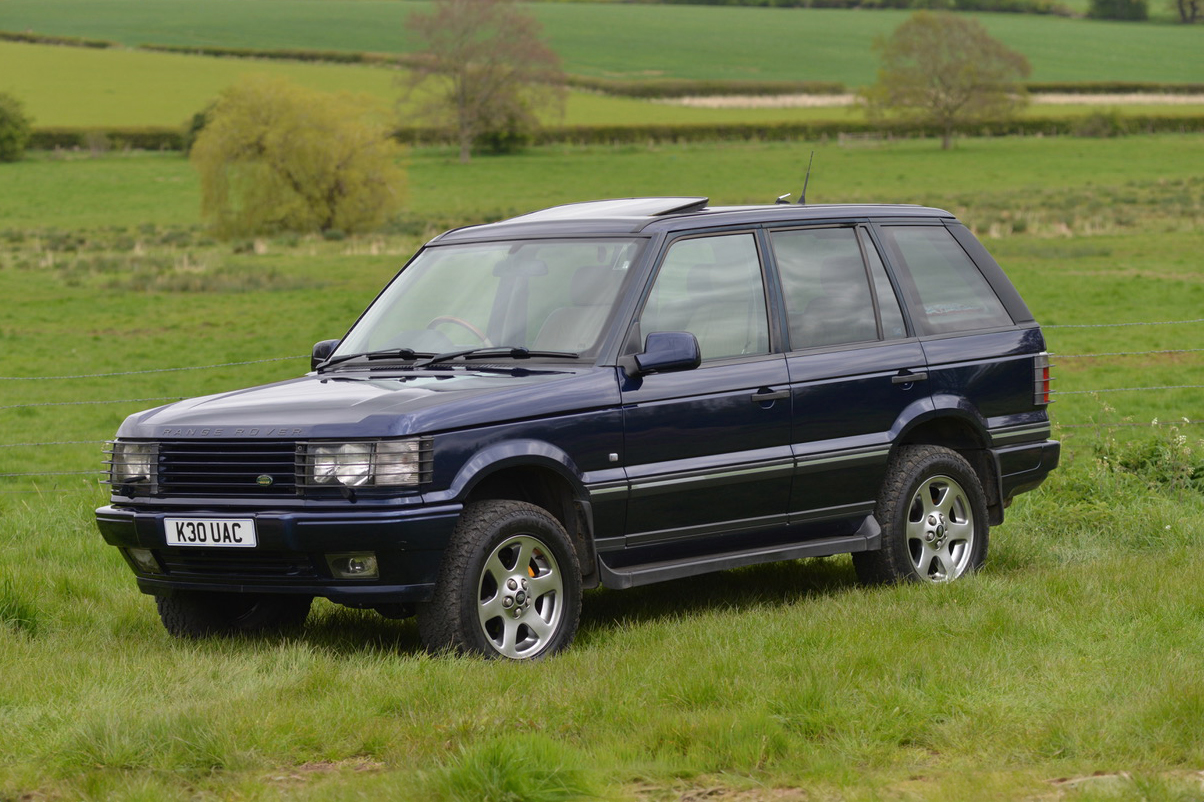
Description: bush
xmin=28 ymin=127 xmax=183 ymax=152
xmin=0 ymin=29 xmax=116 ymax=48
xmin=191 ymin=75 xmax=407 ymax=237
xmin=1088 ymin=0 xmax=1149 ymax=18
xmin=1073 ymin=109 xmax=1128 ymax=137
xmin=1096 ymin=421 xmax=1204 ymax=495
xmin=181 ymin=104 xmax=214 ymax=156
xmin=0 ymin=92 xmax=33 ymax=162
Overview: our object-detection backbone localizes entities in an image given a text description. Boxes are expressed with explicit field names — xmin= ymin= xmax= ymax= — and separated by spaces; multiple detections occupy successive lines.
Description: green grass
xmin=8 ymin=39 xmax=1202 ymax=130
xmin=0 ymin=134 xmax=1202 ymax=800
xmin=2 ymin=0 xmax=1202 ymax=85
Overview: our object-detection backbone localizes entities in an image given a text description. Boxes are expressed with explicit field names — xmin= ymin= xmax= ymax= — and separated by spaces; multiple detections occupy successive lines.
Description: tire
xmin=418 ymin=500 xmax=582 ymax=660
xmin=853 ymin=445 xmax=989 ymax=585
xmin=155 ymin=591 xmax=312 ymax=638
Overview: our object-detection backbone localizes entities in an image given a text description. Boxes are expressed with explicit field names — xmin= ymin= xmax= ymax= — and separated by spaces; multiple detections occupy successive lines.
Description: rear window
xmin=876 ymin=225 xmax=1014 ymax=335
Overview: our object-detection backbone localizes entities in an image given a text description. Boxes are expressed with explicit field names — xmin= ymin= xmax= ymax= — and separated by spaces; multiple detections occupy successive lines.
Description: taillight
xmin=1034 ymin=353 xmax=1052 ymax=406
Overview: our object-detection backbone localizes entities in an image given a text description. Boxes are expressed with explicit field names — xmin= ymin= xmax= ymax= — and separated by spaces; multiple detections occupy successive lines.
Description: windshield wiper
xmin=316 ymin=348 xmax=432 ymax=371
xmin=413 ymin=346 xmax=579 ymax=368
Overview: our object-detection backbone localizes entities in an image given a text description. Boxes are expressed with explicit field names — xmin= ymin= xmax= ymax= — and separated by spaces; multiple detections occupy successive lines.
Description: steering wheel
xmin=427 ymin=316 xmax=492 ymax=346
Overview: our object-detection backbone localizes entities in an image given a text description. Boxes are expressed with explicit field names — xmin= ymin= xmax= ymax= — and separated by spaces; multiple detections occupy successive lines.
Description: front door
xmin=619 ymin=231 xmax=793 ymax=548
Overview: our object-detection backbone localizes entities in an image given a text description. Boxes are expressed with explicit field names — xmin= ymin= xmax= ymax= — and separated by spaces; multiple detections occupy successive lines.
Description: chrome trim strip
xmin=795 ymin=446 xmax=890 ymax=469
xmin=629 ymin=461 xmax=794 ymax=496
xmin=991 ymin=424 xmax=1052 ymax=445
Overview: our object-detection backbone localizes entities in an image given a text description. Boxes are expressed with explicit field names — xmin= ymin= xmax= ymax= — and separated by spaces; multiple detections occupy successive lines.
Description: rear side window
xmin=877 ymin=225 xmax=1014 ymax=335
xmin=771 ymin=227 xmax=906 ymax=349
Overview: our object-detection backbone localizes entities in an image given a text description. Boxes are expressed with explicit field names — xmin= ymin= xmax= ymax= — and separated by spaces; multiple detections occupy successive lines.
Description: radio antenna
xmin=797 ymin=151 xmax=815 ymax=205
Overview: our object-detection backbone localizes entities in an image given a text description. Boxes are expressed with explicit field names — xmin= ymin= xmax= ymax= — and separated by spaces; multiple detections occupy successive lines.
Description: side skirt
xmin=596 ymin=515 xmax=881 ymax=590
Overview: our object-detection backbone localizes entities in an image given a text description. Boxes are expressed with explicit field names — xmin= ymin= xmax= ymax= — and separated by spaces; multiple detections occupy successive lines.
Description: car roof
xmin=429 ymin=197 xmax=957 ymax=243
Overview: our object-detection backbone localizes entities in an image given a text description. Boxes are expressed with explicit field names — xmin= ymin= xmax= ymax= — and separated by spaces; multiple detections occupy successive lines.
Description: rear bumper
xmin=96 ymin=503 xmax=463 ymax=604
xmin=993 ymin=439 xmax=1061 ymax=505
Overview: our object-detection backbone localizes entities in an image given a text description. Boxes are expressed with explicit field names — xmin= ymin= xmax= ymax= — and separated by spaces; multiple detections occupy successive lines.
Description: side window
xmin=859 ymin=229 xmax=908 ymax=340
xmin=770 ymin=227 xmax=878 ymax=349
xmin=637 ymin=233 xmax=769 ymax=361
xmin=877 ymin=225 xmax=1013 ymax=335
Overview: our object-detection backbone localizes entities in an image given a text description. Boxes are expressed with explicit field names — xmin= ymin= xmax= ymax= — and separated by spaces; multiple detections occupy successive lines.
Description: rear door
xmin=769 ymin=224 xmax=931 ymax=527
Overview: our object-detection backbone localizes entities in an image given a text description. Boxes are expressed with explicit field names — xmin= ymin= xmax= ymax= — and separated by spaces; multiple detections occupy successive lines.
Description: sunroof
xmin=508 ymin=197 xmax=710 ymax=222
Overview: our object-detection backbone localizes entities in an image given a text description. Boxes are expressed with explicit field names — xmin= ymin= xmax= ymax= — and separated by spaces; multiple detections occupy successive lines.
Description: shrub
xmin=181 ymin=104 xmax=214 ymax=156
xmin=1096 ymin=421 xmax=1204 ymax=495
xmin=1073 ymin=109 xmax=1128 ymax=137
xmin=0 ymin=92 xmax=33 ymax=162
xmin=191 ymin=75 xmax=407 ymax=238
xmin=1088 ymin=0 xmax=1149 ymax=18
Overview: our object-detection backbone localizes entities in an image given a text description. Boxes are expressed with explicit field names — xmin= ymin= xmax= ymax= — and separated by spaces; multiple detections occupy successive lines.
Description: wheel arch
xmin=893 ymin=400 xmax=1003 ymax=525
xmin=449 ymin=441 xmax=597 ymax=581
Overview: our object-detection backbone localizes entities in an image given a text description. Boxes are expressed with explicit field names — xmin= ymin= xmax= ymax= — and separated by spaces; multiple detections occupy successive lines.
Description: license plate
xmin=164 ymin=518 xmax=257 ymax=548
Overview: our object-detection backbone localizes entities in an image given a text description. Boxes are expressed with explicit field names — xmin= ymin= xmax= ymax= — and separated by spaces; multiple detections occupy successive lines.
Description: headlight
xmin=106 ymin=441 xmax=158 ymax=491
xmin=303 ymin=439 xmax=431 ymax=490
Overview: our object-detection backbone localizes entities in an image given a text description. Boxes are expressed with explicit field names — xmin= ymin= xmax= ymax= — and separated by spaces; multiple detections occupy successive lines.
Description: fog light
xmin=327 ymin=552 xmax=379 ymax=579
xmin=126 ymin=548 xmax=162 ymax=575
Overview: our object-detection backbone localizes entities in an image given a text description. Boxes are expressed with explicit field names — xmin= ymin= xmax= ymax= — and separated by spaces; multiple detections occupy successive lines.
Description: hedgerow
xmin=27 ymin=114 xmax=1204 ymax=154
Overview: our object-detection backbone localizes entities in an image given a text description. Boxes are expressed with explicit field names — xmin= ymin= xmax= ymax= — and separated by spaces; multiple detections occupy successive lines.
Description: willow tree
xmin=191 ymin=75 xmax=407 ymax=238
xmin=861 ymin=12 xmax=1031 ymax=150
xmin=404 ymin=0 xmax=565 ymax=163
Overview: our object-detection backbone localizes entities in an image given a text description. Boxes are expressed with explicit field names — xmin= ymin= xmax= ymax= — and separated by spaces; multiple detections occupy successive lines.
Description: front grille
xmin=157 ymin=440 xmax=300 ymax=498
xmin=157 ymin=549 xmax=319 ymax=580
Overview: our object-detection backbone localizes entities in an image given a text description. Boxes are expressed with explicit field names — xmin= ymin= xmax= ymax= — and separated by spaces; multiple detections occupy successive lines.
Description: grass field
xmin=3 ymin=0 xmax=1203 ymax=85
xmin=1 ymin=135 xmax=1203 ymax=800
xmin=6 ymin=40 xmax=1204 ymax=129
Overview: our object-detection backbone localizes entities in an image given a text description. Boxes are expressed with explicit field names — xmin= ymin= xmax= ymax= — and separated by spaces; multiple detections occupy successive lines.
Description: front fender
xmin=424 ymin=439 xmax=587 ymax=505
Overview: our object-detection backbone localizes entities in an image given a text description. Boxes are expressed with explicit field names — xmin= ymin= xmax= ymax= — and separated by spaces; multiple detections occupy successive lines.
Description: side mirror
xmin=311 ymin=339 xmax=340 ymax=371
xmin=633 ymin=331 xmax=701 ymax=376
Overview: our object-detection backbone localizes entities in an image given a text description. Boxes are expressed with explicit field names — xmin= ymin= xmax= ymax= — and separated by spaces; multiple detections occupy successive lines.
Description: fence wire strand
xmin=1053 ymin=347 xmax=1204 ymax=359
xmin=1045 ymin=318 xmax=1204 ymax=329
xmin=0 ymin=397 xmax=185 ymax=411
xmin=0 ymin=356 xmax=305 ymax=381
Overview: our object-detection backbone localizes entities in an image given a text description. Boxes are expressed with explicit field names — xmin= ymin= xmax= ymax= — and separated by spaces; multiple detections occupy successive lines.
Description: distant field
xmin=5 ymin=42 xmax=1204 ymax=129
xmin=2 ymin=0 xmax=1202 ymax=84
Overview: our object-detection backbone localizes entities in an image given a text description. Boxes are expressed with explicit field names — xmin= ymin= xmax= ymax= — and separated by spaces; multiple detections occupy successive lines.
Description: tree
xmin=860 ymin=11 xmax=1031 ymax=150
xmin=405 ymin=0 xmax=565 ymax=163
xmin=0 ymin=92 xmax=33 ymax=163
xmin=191 ymin=75 xmax=406 ymax=238
xmin=1171 ymin=0 xmax=1199 ymax=22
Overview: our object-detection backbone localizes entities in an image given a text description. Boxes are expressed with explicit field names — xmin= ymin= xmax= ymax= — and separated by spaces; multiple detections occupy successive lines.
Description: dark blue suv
xmin=97 ymin=197 xmax=1059 ymax=659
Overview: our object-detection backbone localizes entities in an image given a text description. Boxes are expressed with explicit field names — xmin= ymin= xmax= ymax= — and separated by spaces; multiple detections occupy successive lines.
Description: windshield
xmin=333 ymin=238 xmax=644 ymax=362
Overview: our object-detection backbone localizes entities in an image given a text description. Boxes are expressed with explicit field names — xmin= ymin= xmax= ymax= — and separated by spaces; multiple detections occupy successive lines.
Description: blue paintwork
xmin=97 ymin=199 xmax=1059 ymax=609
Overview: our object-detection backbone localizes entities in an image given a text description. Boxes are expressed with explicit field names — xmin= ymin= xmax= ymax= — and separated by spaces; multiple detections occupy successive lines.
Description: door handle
xmin=750 ymin=388 xmax=790 ymax=403
xmin=891 ymin=371 xmax=929 ymax=385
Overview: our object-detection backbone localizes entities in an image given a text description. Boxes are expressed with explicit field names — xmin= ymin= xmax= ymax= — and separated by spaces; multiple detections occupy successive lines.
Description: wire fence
xmin=2 ymin=318 xmax=1202 ymax=490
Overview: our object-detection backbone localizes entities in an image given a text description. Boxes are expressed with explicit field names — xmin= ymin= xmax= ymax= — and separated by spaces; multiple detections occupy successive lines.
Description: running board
xmin=596 ymin=516 xmax=881 ymax=590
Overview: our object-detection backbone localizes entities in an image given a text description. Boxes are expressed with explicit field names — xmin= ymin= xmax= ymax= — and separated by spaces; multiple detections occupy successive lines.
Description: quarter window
xmin=877 ymin=225 xmax=1013 ymax=335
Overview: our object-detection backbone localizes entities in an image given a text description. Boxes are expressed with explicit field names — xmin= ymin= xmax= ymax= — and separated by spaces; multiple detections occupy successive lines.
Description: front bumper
xmin=96 ymin=503 xmax=463 ymax=604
